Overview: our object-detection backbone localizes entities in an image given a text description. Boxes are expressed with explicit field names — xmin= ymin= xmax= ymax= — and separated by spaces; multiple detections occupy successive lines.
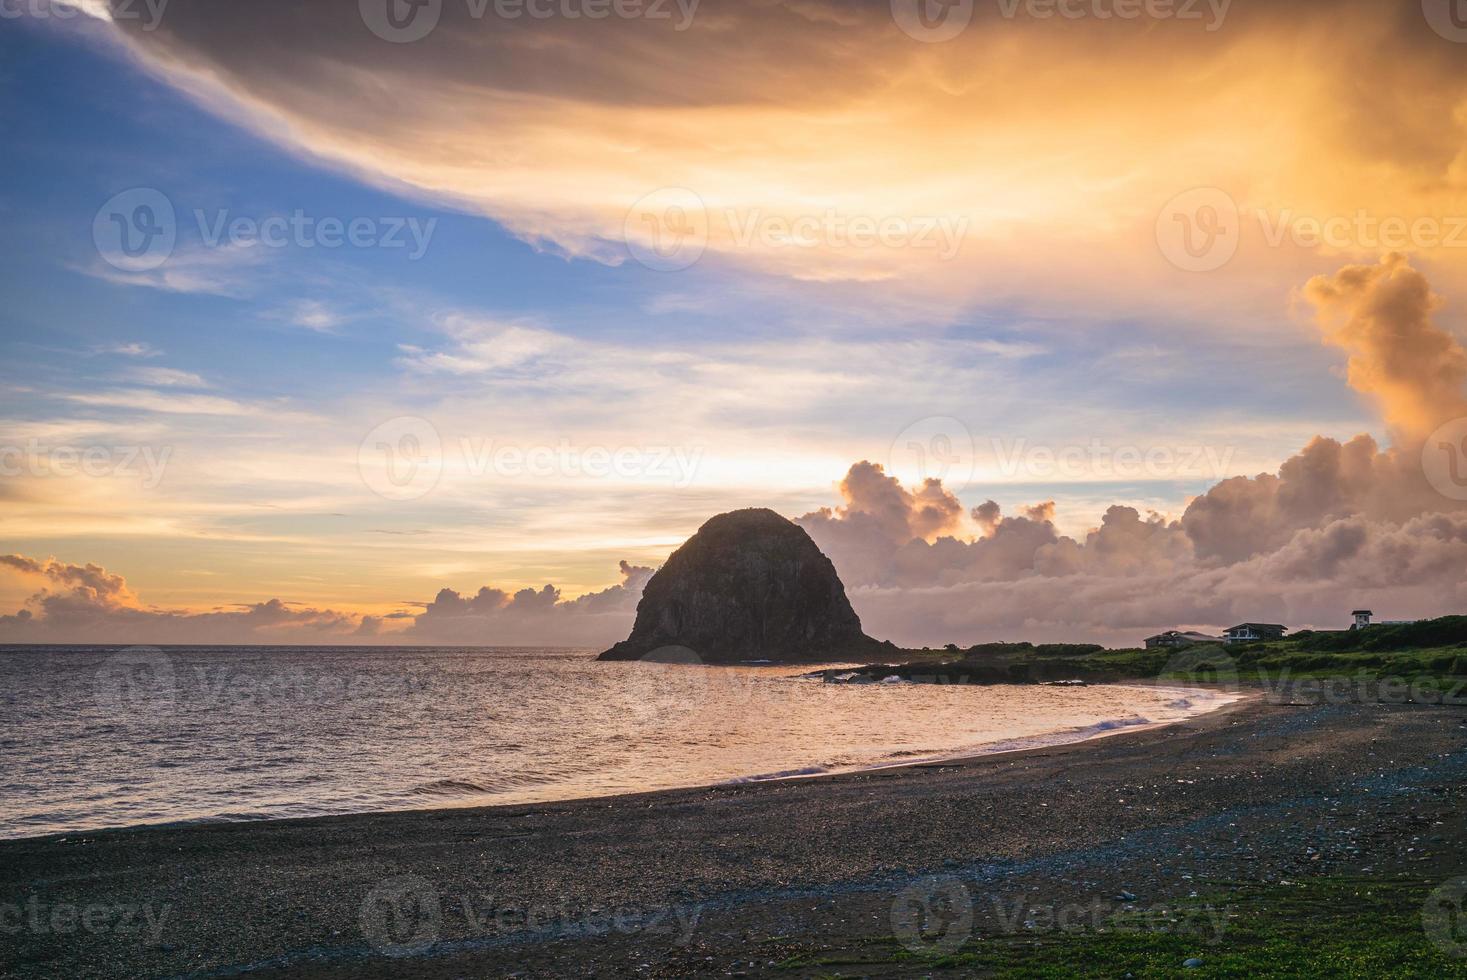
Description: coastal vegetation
xmin=835 ymin=615 xmax=1467 ymax=689
xmin=776 ymin=875 xmax=1467 ymax=977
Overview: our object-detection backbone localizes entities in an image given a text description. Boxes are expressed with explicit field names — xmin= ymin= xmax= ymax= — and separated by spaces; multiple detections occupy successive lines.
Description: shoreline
xmin=0 ymin=680 xmax=1245 ymax=845
xmin=0 ymin=685 xmax=1261 ymax=848
xmin=7 ymin=690 xmax=1460 ymax=978
xmin=767 ymin=682 xmax=1252 ymax=785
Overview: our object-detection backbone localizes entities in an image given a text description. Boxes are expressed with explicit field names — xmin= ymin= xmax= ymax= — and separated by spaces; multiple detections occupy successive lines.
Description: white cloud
xmin=64 ymin=388 xmax=256 ymax=416
xmin=278 ymin=299 xmax=347 ymax=334
xmin=83 ymin=243 xmax=269 ymax=297
xmin=395 ymin=319 xmax=571 ymax=376
xmin=119 ymin=366 xmax=210 ymax=388
xmin=99 ymin=342 xmax=163 ymax=358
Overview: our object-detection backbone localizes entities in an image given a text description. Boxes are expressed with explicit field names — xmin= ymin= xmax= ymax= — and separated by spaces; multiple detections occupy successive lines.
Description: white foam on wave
xmin=827 ymin=684 xmax=1245 ymax=777
xmin=723 ymin=765 xmax=830 ymax=783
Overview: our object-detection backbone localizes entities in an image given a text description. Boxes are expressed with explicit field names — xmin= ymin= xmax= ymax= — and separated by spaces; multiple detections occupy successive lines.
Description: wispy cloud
xmin=97 ymin=341 xmax=163 ymax=358
xmin=118 ymin=366 xmax=210 ymax=388
xmin=971 ymin=340 xmax=1046 ymax=359
xmin=64 ymin=388 xmax=256 ymax=416
xmin=82 ymin=242 xmax=269 ymax=297
xmin=396 ymin=318 xmax=568 ymax=376
xmin=273 ymin=299 xmax=347 ymax=334
xmin=644 ymin=293 xmax=719 ymax=316
xmin=88 ymin=0 xmax=1467 ymax=331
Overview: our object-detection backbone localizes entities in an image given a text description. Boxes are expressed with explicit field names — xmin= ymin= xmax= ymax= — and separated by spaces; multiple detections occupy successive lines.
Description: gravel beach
xmin=5 ymin=690 xmax=1467 ymax=978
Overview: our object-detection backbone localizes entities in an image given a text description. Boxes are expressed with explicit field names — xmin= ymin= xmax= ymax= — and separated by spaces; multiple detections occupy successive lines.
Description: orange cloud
xmin=1304 ymin=254 xmax=1467 ymax=442
xmin=0 ymin=552 xmax=654 ymax=646
xmin=83 ymin=0 xmax=1467 ymax=323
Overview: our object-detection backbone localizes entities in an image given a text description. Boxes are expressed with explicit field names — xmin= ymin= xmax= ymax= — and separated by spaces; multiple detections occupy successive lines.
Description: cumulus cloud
xmin=1181 ymin=255 xmax=1467 ymax=562
xmin=402 ymin=561 xmax=654 ymax=645
xmin=1182 ymin=434 xmax=1391 ymax=564
xmin=0 ymin=555 xmax=138 ymax=605
xmin=790 ymin=257 xmax=1467 ymax=645
xmin=798 ymin=477 xmax=1188 ymax=590
xmin=971 ymin=500 xmax=1003 ymax=536
xmin=1303 ymin=253 xmax=1467 ymax=441
xmin=843 ymin=510 xmax=1467 ymax=648
xmin=7 ymin=253 xmax=1465 ymax=649
xmin=806 ymin=442 xmax=1464 ymax=642
xmin=797 ymin=461 xmax=965 ymax=586
xmin=0 ymin=554 xmax=361 ymax=643
xmin=0 ymin=553 xmax=653 ymax=647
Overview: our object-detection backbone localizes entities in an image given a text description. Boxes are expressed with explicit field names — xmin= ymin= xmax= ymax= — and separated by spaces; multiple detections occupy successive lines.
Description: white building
xmin=1223 ymin=623 xmax=1287 ymax=644
xmin=1350 ymin=610 xmax=1418 ymax=629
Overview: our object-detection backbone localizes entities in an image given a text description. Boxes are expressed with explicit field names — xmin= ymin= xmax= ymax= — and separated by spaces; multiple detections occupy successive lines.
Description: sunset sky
xmin=3 ymin=0 xmax=1467 ymax=646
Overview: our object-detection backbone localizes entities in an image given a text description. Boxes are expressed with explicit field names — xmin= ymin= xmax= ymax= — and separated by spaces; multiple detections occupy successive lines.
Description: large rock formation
xmin=599 ymin=508 xmax=890 ymax=663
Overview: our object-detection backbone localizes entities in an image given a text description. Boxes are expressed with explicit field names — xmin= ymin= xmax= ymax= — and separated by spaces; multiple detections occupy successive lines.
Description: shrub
xmin=1033 ymin=643 xmax=1105 ymax=657
xmin=966 ymin=642 xmax=1035 ymax=658
xmin=1296 ymin=616 xmax=1467 ymax=653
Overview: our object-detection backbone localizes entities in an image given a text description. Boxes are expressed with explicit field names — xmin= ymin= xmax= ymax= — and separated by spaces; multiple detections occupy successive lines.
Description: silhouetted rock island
xmin=598 ymin=508 xmax=891 ymax=663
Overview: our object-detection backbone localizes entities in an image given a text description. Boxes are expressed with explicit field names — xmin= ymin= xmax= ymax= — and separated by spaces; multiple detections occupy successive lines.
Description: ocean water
xmin=0 ymin=646 xmax=1235 ymax=839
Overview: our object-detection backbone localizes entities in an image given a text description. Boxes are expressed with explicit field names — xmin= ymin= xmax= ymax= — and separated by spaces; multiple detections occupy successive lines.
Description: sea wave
xmin=412 ymin=778 xmax=495 ymax=796
xmin=0 ymin=646 xmax=1243 ymax=838
xmin=723 ymin=766 xmax=830 ymax=783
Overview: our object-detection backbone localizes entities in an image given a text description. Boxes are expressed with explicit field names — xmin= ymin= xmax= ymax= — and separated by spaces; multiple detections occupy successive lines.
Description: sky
xmin=2 ymin=0 xmax=1466 ymax=647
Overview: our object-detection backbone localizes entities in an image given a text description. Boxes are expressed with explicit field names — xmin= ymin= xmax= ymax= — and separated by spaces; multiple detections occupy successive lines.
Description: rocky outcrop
xmin=598 ymin=508 xmax=890 ymax=663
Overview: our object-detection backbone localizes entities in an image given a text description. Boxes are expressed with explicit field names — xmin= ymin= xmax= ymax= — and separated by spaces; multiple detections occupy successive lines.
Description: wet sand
xmin=4 ymin=691 xmax=1467 ymax=977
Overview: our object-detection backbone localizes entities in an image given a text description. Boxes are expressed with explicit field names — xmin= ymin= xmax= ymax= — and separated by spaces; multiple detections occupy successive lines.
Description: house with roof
xmin=1223 ymin=623 xmax=1287 ymax=644
xmin=1350 ymin=609 xmax=1419 ymax=629
xmin=1144 ymin=630 xmax=1223 ymax=650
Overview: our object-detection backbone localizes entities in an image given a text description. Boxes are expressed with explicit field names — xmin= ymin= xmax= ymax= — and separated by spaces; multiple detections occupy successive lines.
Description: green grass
xmin=964 ymin=876 xmax=1467 ymax=977
xmin=873 ymin=615 xmax=1467 ymax=690
xmin=778 ymin=876 xmax=1467 ymax=977
xmin=1156 ymin=642 xmax=1467 ymax=692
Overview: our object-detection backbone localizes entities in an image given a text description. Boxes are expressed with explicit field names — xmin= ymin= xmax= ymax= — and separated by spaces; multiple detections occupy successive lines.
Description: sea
xmin=0 ymin=646 xmax=1237 ymax=839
